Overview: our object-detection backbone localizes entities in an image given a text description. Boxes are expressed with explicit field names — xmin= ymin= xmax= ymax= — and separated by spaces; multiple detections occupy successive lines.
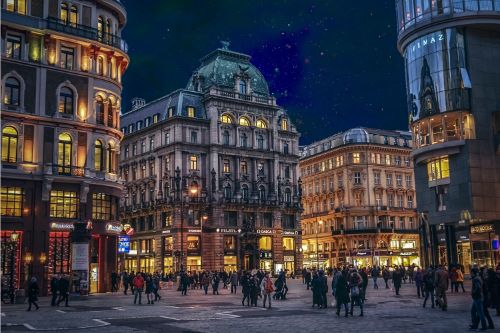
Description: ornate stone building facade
xmin=119 ymin=45 xmax=301 ymax=275
xmin=395 ymin=0 xmax=500 ymax=270
xmin=300 ymin=128 xmax=419 ymax=269
xmin=1 ymin=0 xmax=128 ymax=294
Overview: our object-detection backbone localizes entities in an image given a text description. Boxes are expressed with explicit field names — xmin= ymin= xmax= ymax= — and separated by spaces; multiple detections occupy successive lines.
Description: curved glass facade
xmin=396 ymin=0 xmax=500 ymax=35
xmin=404 ymin=28 xmax=470 ymax=123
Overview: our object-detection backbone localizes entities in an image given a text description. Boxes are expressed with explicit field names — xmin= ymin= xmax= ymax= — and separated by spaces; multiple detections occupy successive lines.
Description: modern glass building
xmin=395 ymin=0 xmax=500 ymax=270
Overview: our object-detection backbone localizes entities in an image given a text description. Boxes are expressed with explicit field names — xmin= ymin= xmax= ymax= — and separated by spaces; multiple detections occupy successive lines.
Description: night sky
xmin=120 ymin=0 xmax=407 ymax=145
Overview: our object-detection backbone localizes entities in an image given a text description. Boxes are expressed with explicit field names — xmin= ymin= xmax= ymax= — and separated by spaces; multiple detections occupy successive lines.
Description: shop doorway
xmin=90 ymin=263 xmax=98 ymax=293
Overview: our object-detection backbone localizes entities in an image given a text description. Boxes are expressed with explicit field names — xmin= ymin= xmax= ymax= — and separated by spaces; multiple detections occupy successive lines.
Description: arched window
xmin=258 ymin=186 xmax=266 ymax=201
xmin=107 ymin=143 xmax=114 ymax=173
xmin=2 ymin=126 xmax=18 ymax=163
xmin=58 ymin=87 xmax=74 ymax=115
xmin=223 ymin=130 xmax=230 ymax=145
xmin=257 ymin=134 xmax=264 ymax=150
xmin=108 ymin=100 xmax=115 ymax=127
xmin=239 ymin=81 xmax=247 ymax=94
xmin=221 ymin=114 xmax=233 ymax=124
xmin=240 ymin=133 xmax=248 ymax=148
xmin=97 ymin=57 xmax=104 ymax=75
xmin=241 ymin=184 xmax=249 ymax=200
xmin=106 ymin=18 xmax=112 ymax=35
xmin=96 ymin=97 xmax=104 ymax=124
xmin=239 ymin=117 xmax=250 ymax=127
xmin=69 ymin=5 xmax=78 ymax=26
xmin=281 ymin=118 xmax=289 ymax=131
xmin=284 ymin=188 xmax=292 ymax=203
xmin=60 ymin=2 xmax=69 ymax=23
xmin=94 ymin=140 xmax=104 ymax=171
xmin=4 ymin=77 xmax=20 ymax=106
xmin=223 ymin=184 xmax=232 ymax=199
xmin=58 ymin=133 xmax=72 ymax=175
xmin=97 ymin=16 xmax=104 ymax=41
xmin=256 ymin=119 xmax=267 ymax=129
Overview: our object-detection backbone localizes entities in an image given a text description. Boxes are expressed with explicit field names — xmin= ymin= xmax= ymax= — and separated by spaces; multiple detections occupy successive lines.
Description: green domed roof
xmin=186 ymin=44 xmax=270 ymax=96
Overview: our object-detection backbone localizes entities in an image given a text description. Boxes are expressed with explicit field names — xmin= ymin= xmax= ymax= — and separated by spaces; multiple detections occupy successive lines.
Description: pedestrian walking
xmin=153 ymin=274 xmax=161 ymax=301
xmin=434 ymin=264 xmax=449 ymax=311
xmin=26 ymin=277 xmax=39 ymax=311
xmin=201 ymin=272 xmax=210 ymax=295
xmin=250 ymin=275 xmax=259 ymax=307
xmin=56 ymin=275 xmax=69 ymax=307
xmin=414 ymin=267 xmax=423 ymax=298
xmin=50 ymin=275 xmax=59 ymax=306
xmin=382 ymin=267 xmax=390 ymax=289
xmin=335 ymin=269 xmax=350 ymax=317
xmin=450 ymin=267 xmax=457 ymax=293
xmin=392 ymin=266 xmax=402 ymax=296
xmin=422 ymin=267 xmax=435 ymax=308
xmin=469 ymin=267 xmax=488 ymax=330
xmin=305 ymin=269 xmax=312 ymax=290
xmin=122 ymin=271 xmax=129 ymax=295
xmin=371 ymin=266 xmax=379 ymax=289
xmin=481 ymin=268 xmax=495 ymax=329
xmin=230 ymin=271 xmax=238 ymax=294
xmin=241 ymin=272 xmax=251 ymax=306
xmin=145 ymin=276 xmax=155 ymax=304
xmin=456 ymin=267 xmax=466 ymax=292
xmin=317 ymin=270 xmax=328 ymax=309
xmin=212 ymin=273 xmax=220 ymax=295
xmin=111 ymin=272 xmax=118 ymax=292
xmin=349 ymin=269 xmax=364 ymax=316
xmin=133 ymin=272 xmax=144 ymax=304
xmin=261 ymin=272 xmax=273 ymax=309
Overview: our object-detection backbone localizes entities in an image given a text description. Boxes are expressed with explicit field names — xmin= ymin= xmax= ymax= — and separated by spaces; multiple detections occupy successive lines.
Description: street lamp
xmin=316 ymin=219 xmax=323 ymax=269
xmin=10 ymin=230 xmax=19 ymax=242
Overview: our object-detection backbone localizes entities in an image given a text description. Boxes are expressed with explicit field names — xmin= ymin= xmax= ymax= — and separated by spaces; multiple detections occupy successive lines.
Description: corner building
xmin=300 ymin=128 xmax=419 ymax=269
xmin=395 ymin=0 xmax=500 ymax=270
xmin=119 ymin=45 xmax=302 ymax=275
xmin=1 ymin=0 xmax=129 ymax=294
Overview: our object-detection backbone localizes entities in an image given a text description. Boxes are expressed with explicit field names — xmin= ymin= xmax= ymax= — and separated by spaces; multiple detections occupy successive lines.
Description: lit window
xmin=353 ymin=153 xmax=361 ymax=164
xmin=97 ymin=56 xmax=104 ymax=75
xmin=4 ymin=77 xmax=20 ymax=106
xmin=283 ymin=237 xmax=295 ymax=251
xmin=223 ymin=159 xmax=230 ymax=173
xmin=49 ymin=190 xmax=79 ymax=218
xmin=1 ymin=187 xmax=23 ymax=216
xmin=239 ymin=117 xmax=250 ymax=126
xmin=60 ymin=46 xmax=75 ymax=70
xmin=2 ymin=126 xmax=18 ymax=163
xmin=427 ymin=157 xmax=450 ymax=182
xmin=187 ymin=107 xmax=195 ymax=118
xmin=57 ymin=133 xmax=72 ymax=174
xmin=336 ymin=155 xmax=344 ymax=166
xmin=5 ymin=0 xmax=26 ymax=14
xmin=92 ymin=193 xmax=112 ymax=220
xmin=94 ymin=140 xmax=103 ymax=171
xmin=69 ymin=5 xmax=78 ymax=26
xmin=281 ymin=118 xmax=288 ymax=131
xmin=95 ymin=97 xmax=105 ymax=124
xmin=385 ymin=154 xmax=391 ymax=165
xmin=5 ymin=35 xmax=21 ymax=59
xmin=221 ymin=114 xmax=233 ymax=124
xmin=189 ymin=155 xmax=198 ymax=170
xmin=97 ymin=16 xmax=104 ymax=41
xmin=58 ymin=87 xmax=74 ymax=115
xmin=60 ymin=3 xmax=68 ymax=22
xmin=153 ymin=114 xmax=159 ymax=123
xmin=256 ymin=119 xmax=267 ymax=128
xmin=259 ymin=236 xmax=272 ymax=250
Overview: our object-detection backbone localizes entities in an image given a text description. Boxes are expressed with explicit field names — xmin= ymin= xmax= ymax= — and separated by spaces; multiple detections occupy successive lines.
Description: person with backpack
xmin=422 ymin=267 xmax=435 ymax=308
xmin=260 ymin=272 xmax=274 ymax=309
xmin=349 ymin=269 xmax=364 ymax=316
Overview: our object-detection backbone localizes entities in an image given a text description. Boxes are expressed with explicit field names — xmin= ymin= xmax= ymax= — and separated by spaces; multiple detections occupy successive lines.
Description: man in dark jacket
xmin=56 ymin=275 xmax=69 ymax=307
xmin=422 ymin=267 xmax=435 ymax=308
xmin=50 ymin=275 xmax=59 ymax=306
xmin=241 ymin=272 xmax=251 ymax=306
xmin=382 ymin=267 xmax=391 ymax=289
xmin=434 ymin=264 xmax=449 ymax=311
xmin=469 ymin=267 xmax=487 ymax=330
xmin=305 ymin=269 xmax=312 ymax=290
xmin=317 ymin=270 xmax=328 ymax=309
xmin=335 ymin=270 xmax=350 ymax=317
xmin=392 ymin=267 xmax=403 ymax=296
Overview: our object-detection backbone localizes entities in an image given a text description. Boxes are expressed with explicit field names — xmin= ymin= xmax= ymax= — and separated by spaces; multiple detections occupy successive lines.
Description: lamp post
xmin=174 ymin=167 xmax=198 ymax=272
xmin=316 ymin=219 xmax=323 ymax=269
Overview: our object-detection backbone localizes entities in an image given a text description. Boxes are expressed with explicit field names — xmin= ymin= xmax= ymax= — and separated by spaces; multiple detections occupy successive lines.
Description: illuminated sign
xmin=106 ymin=223 xmax=122 ymax=233
xmin=257 ymin=229 xmax=276 ymax=234
xmin=162 ymin=230 xmax=171 ymax=234
xmin=282 ymin=230 xmax=299 ymax=236
xmin=118 ymin=236 xmax=130 ymax=253
xmin=216 ymin=228 xmax=241 ymax=233
xmin=407 ymin=32 xmax=445 ymax=56
xmin=470 ymin=224 xmax=494 ymax=234
xmin=128 ymin=249 xmax=137 ymax=255
xmin=284 ymin=256 xmax=295 ymax=262
xmin=50 ymin=222 xmax=74 ymax=230
xmin=400 ymin=252 xmax=416 ymax=256
xmin=188 ymin=229 xmax=201 ymax=233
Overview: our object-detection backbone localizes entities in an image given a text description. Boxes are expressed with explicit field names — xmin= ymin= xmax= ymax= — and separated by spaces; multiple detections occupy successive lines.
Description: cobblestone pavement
xmin=2 ymin=278 xmax=498 ymax=332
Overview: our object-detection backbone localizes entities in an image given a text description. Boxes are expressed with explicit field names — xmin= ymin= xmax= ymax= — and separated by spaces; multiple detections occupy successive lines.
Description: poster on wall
xmin=71 ymin=243 xmax=89 ymax=270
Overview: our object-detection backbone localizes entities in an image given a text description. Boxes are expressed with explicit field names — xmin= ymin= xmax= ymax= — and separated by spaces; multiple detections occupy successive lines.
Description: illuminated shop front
xmin=1 ymin=231 xmax=22 ymax=294
xmin=163 ymin=235 xmax=174 ymax=273
xmin=187 ymin=234 xmax=201 ymax=272
xmin=223 ymin=233 xmax=238 ymax=272
xmin=470 ymin=223 xmax=500 ymax=268
xmin=259 ymin=235 xmax=273 ymax=271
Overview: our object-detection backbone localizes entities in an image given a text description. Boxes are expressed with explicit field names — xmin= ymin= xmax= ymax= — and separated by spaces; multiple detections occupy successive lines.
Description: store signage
xmin=407 ymin=31 xmax=445 ymax=56
xmin=257 ymin=229 xmax=276 ymax=234
xmin=353 ymin=251 xmax=371 ymax=256
xmin=188 ymin=229 xmax=201 ymax=233
xmin=282 ymin=230 xmax=299 ymax=236
xmin=470 ymin=224 xmax=494 ymax=234
xmin=318 ymin=253 xmax=329 ymax=260
xmin=71 ymin=243 xmax=89 ymax=270
xmin=284 ymin=256 xmax=295 ymax=262
xmin=51 ymin=222 xmax=74 ymax=230
xmin=106 ymin=223 xmax=122 ymax=233
xmin=217 ymin=228 xmax=241 ymax=233
xmin=118 ymin=236 xmax=130 ymax=253
xmin=260 ymin=251 xmax=272 ymax=259
xmin=162 ymin=230 xmax=171 ymax=234
xmin=128 ymin=249 xmax=138 ymax=255
xmin=400 ymin=252 xmax=416 ymax=256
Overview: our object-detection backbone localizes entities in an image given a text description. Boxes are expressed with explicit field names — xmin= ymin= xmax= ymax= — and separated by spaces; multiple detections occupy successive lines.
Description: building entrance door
xmin=90 ymin=263 xmax=98 ymax=293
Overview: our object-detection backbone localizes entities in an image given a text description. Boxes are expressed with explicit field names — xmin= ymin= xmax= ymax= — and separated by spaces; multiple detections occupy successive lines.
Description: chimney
xmin=131 ymin=97 xmax=146 ymax=111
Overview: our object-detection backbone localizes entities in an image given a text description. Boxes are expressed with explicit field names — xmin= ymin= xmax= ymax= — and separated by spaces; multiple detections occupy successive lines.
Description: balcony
xmin=207 ymin=88 xmax=276 ymax=106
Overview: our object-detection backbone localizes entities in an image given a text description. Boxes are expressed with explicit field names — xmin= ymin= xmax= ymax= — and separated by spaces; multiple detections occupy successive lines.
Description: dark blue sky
xmin=121 ymin=0 xmax=407 ymax=144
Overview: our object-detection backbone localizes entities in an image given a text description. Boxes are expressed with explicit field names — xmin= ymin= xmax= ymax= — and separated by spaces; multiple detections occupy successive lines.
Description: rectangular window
xmin=50 ymin=190 xmax=79 ymax=219
xmin=224 ymin=211 xmax=237 ymax=227
xmin=388 ymin=194 xmax=394 ymax=207
xmin=259 ymin=236 xmax=272 ymax=250
xmin=189 ymin=155 xmax=198 ymax=170
xmin=6 ymin=35 xmax=21 ymax=59
xmin=374 ymin=172 xmax=381 ymax=185
xmin=124 ymin=146 xmax=129 ymax=158
xmin=149 ymin=136 xmax=155 ymax=151
xmin=386 ymin=174 xmax=393 ymax=186
xmin=385 ymin=154 xmax=391 ymax=165
xmin=329 ymin=177 xmax=334 ymax=190
xmin=187 ymin=106 xmax=195 ymax=118
xmin=407 ymin=195 xmax=414 ymax=208
xmin=240 ymin=161 xmax=248 ymax=174
xmin=190 ymin=131 xmax=198 ymax=143
xmin=354 ymin=171 xmax=361 ymax=184
xmin=395 ymin=156 xmax=401 ymax=166
xmin=404 ymin=157 xmax=410 ymax=167
xmin=224 ymin=235 xmax=236 ymax=251
xmin=141 ymin=140 xmax=146 ymax=153
xmin=337 ymin=173 xmax=343 ymax=187
xmin=167 ymin=107 xmax=174 ymax=118
xmin=223 ymin=159 xmax=230 ymax=173
xmin=396 ymin=174 xmax=403 ymax=187
xmin=132 ymin=144 xmax=137 ymax=156
xmin=336 ymin=155 xmax=344 ymax=166
xmin=164 ymin=131 xmax=170 ymax=145
xmin=187 ymin=235 xmax=200 ymax=250
xmin=397 ymin=194 xmax=404 ymax=208
xmin=427 ymin=156 xmax=450 ymax=182
xmin=352 ymin=152 xmax=361 ymax=164
xmin=283 ymin=237 xmax=295 ymax=251
xmin=164 ymin=236 xmax=173 ymax=251
xmin=60 ymin=46 xmax=75 ymax=70
xmin=262 ymin=213 xmax=272 ymax=228
xmin=405 ymin=175 xmax=412 ymax=188
xmin=1 ymin=187 xmax=23 ymax=216
xmin=153 ymin=114 xmax=159 ymax=123
xmin=375 ymin=192 xmax=382 ymax=206
xmin=162 ymin=212 xmax=172 ymax=227
xmin=92 ymin=193 xmax=112 ymax=220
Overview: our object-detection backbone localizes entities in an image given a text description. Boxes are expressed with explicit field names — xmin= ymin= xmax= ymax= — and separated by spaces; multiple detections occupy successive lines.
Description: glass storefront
xmin=186 ymin=256 xmax=201 ymax=273
xmin=1 ymin=231 xmax=22 ymax=294
xmin=224 ymin=256 xmax=237 ymax=272
xmin=163 ymin=257 xmax=173 ymax=274
xmin=284 ymin=259 xmax=295 ymax=275
xmin=260 ymin=259 xmax=272 ymax=271
xmin=48 ymin=232 xmax=71 ymax=293
xmin=125 ymin=258 xmax=137 ymax=273
xmin=139 ymin=257 xmax=154 ymax=273
xmin=404 ymin=28 xmax=470 ymax=124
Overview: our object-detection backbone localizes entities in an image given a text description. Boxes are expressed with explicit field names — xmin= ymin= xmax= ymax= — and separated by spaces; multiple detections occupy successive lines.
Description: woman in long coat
xmin=335 ymin=271 xmax=350 ymax=317
xmin=27 ymin=277 xmax=40 ymax=311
